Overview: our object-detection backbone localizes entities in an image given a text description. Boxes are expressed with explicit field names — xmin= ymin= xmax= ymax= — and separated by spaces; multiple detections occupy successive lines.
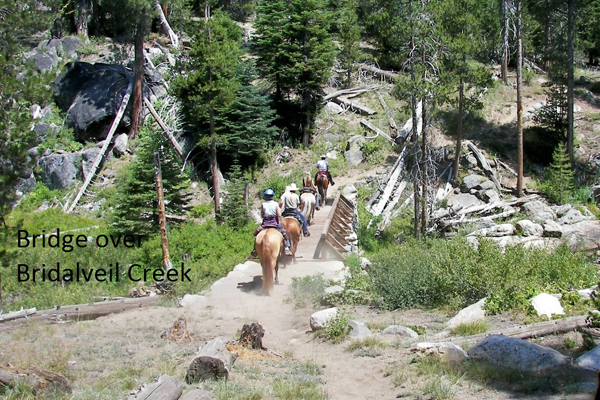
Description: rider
xmin=302 ymin=174 xmax=321 ymax=211
xmin=252 ymin=188 xmax=291 ymax=257
xmin=315 ymin=155 xmax=335 ymax=186
xmin=279 ymin=183 xmax=310 ymax=237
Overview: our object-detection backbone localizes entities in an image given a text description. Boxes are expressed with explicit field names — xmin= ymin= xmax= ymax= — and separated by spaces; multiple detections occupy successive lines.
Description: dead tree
xmin=186 ymin=337 xmax=237 ymax=383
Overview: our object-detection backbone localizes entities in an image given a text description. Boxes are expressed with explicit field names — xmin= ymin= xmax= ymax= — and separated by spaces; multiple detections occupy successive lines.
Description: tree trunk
xmin=76 ymin=0 xmax=91 ymax=38
xmin=186 ymin=337 xmax=236 ymax=383
xmin=420 ymin=101 xmax=428 ymax=236
xmin=128 ymin=9 xmax=145 ymax=139
xmin=127 ymin=375 xmax=183 ymax=400
xmin=211 ymin=133 xmax=220 ymax=213
xmin=154 ymin=0 xmax=179 ymax=48
xmin=567 ymin=0 xmax=575 ymax=166
xmin=154 ymin=153 xmax=172 ymax=271
xmin=302 ymin=92 xmax=311 ymax=147
xmin=453 ymin=76 xmax=464 ymax=183
xmin=516 ymin=0 xmax=524 ymax=197
xmin=501 ymin=0 xmax=510 ymax=84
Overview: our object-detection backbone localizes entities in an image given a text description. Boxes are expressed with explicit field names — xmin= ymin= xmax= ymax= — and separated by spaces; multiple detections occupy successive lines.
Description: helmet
xmin=263 ymin=188 xmax=275 ymax=197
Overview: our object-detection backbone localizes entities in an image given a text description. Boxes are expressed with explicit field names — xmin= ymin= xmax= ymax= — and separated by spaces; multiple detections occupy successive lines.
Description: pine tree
xmin=218 ymin=62 xmax=278 ymax=163
xmin=336 ymin=0 xmax=361 ymax=88
xmin=111 ymin=126 xmax=189 ymax=235
xmin=217 ymin=163 xmax=249 ymax=228
xmin=543 ymin=142 xmax=574 ymax=204
xmin=254 ymin=0 xmax=337 ymax=146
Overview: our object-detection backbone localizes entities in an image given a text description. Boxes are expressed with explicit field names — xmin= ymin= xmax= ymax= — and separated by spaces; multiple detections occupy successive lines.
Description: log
xmin=439 ymin=315 xmax=589 ymax=346
xmin=438 ymin=208 xmax=518 ymax=229
xmin=154 ymin=1 xmax=179 ymax=48
xmin=323 ymin=86 xmax=370 ymax=101
xmin=180 ymin=389 xmax=216 ymax=400
xmin=0 ymin=308 xmax=36 ymax=322
xmin=359 ymin=64 xmax=399 ymax=81
xmin=369 ymin=146 xmax=408 ymax=217
xmin=0 ymin=296 xmax=160 ymax=333
xmin=464 ymin=140 xmax=502 ymax=191
xmin=185 ymin=337 xmax=237 ymax=383
xmin=397 ymin=100 xmax=423 ymax=142
xmin=128 ymin=375 xmax=183 ymax=400
xmin=0 ymin=365 xmax=72 ymax=395
xmin=144 ymin=97 xmax=183 ymax=157
xmin=376 ymin=180 xmax=407 ymax=233
xmin=329 ymin=96 xmax=376 ymax=116
xmin=496 ymin=158 xmax=518 ymax=177
xmin=65 ymin=80 xmax=133 ymax=213
xmin=360 ymin=119 xmax=394 ymax=143
xmin=377 ymin=92 xmax=398 ymax=136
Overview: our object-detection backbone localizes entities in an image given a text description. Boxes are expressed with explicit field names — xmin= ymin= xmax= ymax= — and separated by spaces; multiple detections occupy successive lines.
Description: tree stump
xmin=127 ymin=375 xmax=183 ymax=400
xmin=0 ymin=365 xmax=72 ymax=396
xmin=239 ymin=322 xmax=266 ymax=350
xmin=160 ymin=316 xmax=192 ymax=342
xmin=185 ymin=337 xmax=237 ymax=384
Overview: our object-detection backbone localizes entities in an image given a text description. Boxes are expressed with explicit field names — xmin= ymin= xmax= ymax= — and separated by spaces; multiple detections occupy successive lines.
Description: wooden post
xmin=154 ymin=152 xmax=172 ymax=271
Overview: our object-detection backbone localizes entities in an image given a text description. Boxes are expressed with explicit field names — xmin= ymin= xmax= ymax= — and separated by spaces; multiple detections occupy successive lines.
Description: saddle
xmin=253 ymin=224 xmax=282 ymax=237
xmin=300 ymin=187 xmax=316 ymax=195
xmin=282 ymin=209 xmax=302 ymax=226
xmin=317 ymin=170 xmax=328 ymax=176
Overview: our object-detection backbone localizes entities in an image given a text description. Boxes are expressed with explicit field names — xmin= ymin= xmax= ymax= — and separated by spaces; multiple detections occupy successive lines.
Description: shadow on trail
xmin=237 ymin=276 xmax=263 ymax=293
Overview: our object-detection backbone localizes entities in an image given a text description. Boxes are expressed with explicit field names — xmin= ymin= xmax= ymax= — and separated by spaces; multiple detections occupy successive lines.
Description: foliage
xmin=217 ymin=164 xmax=250 ymax=228
xmin=368 ymin=237 xmax=596 ymax=313
xmin=288 ymin=273 xmax=331 ymax=308
xmin=540 ymin=142 xmax=575 ymax=204
xmin=533 ymin=84 xmax=567 ymax=146
xmin=111 ymin=126 xmax=190 ymax=236
xmin=317 ymin=310 xmax=352 ymax=343
xmin=335 ymin=0 xmax=362 ymax=87
xmin=38 ymin=126 xmax=83 ymax=153
xmin=450 ymin=320 xmax=489 ymax=336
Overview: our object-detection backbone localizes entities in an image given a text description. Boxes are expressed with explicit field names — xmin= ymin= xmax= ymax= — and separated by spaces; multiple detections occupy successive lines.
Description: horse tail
xmin=261 ymin=232 xmax=274 ymax=293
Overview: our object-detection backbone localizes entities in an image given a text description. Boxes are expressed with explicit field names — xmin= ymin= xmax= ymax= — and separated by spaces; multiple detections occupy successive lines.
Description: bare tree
xmin=567 ymin=0 xmax=575 ymax=165
xmin=516 ymin=0 xmax=524 ymax=197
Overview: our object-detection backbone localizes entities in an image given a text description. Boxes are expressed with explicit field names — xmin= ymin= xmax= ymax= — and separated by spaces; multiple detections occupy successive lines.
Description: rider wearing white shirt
xmin=315 ymin=155 xmax=335 ymax=186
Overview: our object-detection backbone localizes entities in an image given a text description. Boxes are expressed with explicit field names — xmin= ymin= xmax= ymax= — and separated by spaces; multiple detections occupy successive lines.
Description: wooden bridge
xmin=295 ymin=190 xmax=357 ymax=261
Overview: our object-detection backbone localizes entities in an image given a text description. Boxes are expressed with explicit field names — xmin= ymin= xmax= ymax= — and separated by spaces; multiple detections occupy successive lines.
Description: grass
xmin=450 ymin=320 xmax=489 ymax=336
xmin=287 ymin=274 xmax=332 ymax=308
xmin=346 ymin=336 xmax=387 ymax=352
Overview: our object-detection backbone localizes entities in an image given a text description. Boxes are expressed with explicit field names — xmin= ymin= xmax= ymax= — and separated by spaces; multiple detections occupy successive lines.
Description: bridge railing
xmin=313 ymin=192 xmax=356 ymax=260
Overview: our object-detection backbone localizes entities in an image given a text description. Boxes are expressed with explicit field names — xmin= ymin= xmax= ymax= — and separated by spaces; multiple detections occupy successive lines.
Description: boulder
xmin=450 ymin=193 xmax=483 ymax=211
xmin=28 ymin=51 xmax=60 ymax=74
xmin=558 ymin=208 xmax=587 ymax=225
xmin=530 ymin=293 xmax=564 ymax=319
xmin=179 ymin=294 xmax=207 ymax=308
xmin=462 ymin=174 xmax=487 ymax=191
xmin=310 ymin=307 xmax=338 ymax=331
xmin=447 ymin=298 xmax=486 ymax=330
xmin=348 ymin=320 xmax=372 ymax=339
xmin=325 ymin=102 xmax=343 ymax=114
xmin=522 ymin=200 xmax=556 ymax=223
xmin=54 ymin=62 xmax=135 ymax=141
xmin=382 ymin=325 xmax=419 ymax=339
xmin=412 ymin=342 xmax=468 ymax=363
xmin=60 ymin=36 xmax=83 ymax=57
xmin=113 ymin=133 xmax=129 ymax=157
xmin=38 ymin=152 xmax=81 ymax=189
xmin=515 ymin=220 xmax=543 ymax=237
xmin=467 ymin=335 xmax=568 ymax=371
xmin=344 ymin=135 xmax=365 ymax=166
xmin=576 ymin=345 xmax=600 ymax=371
xmin=543 ymin=220 xmax=563 ymax=238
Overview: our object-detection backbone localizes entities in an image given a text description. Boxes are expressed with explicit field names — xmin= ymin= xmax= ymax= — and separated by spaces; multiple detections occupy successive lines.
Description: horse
xmin=303 ymin=173 xmax=314 ymax=189
xmin=255 ymin=228 xmax=284 ymax=295
xmin=315 ymin=171 xmax=329 ymax=205
xmin=300 ymin=191 xmax=316 ymax=225
xmin=281 ymin=216 xmax=301 ymax=264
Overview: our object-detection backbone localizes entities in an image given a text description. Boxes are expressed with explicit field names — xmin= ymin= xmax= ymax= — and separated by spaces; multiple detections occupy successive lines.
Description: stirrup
xmin=251 ymin=249 xmax=258 ymax=257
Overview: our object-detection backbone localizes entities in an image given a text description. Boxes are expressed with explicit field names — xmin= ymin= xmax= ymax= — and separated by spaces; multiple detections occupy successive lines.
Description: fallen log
xmin=368 ymin=145 xmax=409 ymax=217
xmin=439 ymin=315 xmax=589 ymax=346
xmin=329 ymin=96 xmax=376 ymax=116
xmin=377 ymin=92 xmax=398 ymax=136
xmin=0 ymin=365 xmax=72 ymax=396
xmin=0 ymin=296 xmax=160 ymax=333
xmin=128 ymin=375 xmax=183 ymax=400
xmin=438 ymin=209 xmax=519 ymax=230
xmin=186 ymin=337 xmax=237 ymax=383
xmin=359 ymin=64 xmax=399 ymax=81
xmin=0 ymin=308 xmax=36 ymax=322
xmin=144 ymin=97 xmax=183 ymax=157
xmin=464 ymin=140 xmax=502 ymax=191
xmin=323 ymin=86 xmax=371 ymax=101
xmin=397 ymin=100 xmax=423 ymax=142
xmin=154 ymin=0 xmax=179 ymax=48
xmin=360 ymin=119 xmax=394 ymax=144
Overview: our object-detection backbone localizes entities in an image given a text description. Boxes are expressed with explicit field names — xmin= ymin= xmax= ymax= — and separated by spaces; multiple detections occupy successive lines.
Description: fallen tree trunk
xmin=144 ymin=97 xmax=183 ymax=157
xmin=464 ymin=140 xmax=502 ymax=191
xmin=368 ymin=145 xmax=408 ymax=217
xmin=397 ymin=100 xmax=423 ymax=142
xmin=359 ymin=64 xmax=399 ymax=81
xmin=440 ymin=315 xmax=589 ymax=346
xmin=0 ymin=365 xmax=72 ymax=396
xmin=0 ymin=308 xmax=36 ymax=322
xmin=155 ymin=1 xmax=179 ymax=48
xmin=377 ymin=92 xmax=398 ymax=136
xmin=329 ymin=96 xmax=376 ymax=116
xmin=186 ymin=337 xmax=237 ymax=383
xmin=128 ymin=375 xmax=183 ymax=400
xmin=360 ymin=119 xmax=394 ymax=144
xmin=0 ymin=296 xmax=160 ymax=333
xmin=323 ymin=87 xmax=371 ymax=101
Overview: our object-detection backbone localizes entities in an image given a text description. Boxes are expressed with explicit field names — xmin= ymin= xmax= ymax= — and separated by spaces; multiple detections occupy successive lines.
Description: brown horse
xmin=281 ymin=216 xmax=301 ymax=264
xmin=315 ymin=172 xmax=329 ymax=205
xmin=303 ymin=173 xmax=314 ymax=188
xmin=255 ymin=228 xmax=284 ymax=295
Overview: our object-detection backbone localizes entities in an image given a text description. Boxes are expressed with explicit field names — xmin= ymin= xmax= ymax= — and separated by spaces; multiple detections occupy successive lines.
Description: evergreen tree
xmin=172 ymin=10 xmax=242 ymax=212
xmin=217 ymin=163 xmax=249 ymax=228
xmin=254 ymin=0 xmax=337 ymax=146
xmin=218 ymin=62 xmax=278 ymax=163
xmin=542 ymin=142 xmax=574 ymax=204
xmin=336 ymin=0 xmax=361 ymax=88
xmin=112 ymin=127 xmax=189 ymax=235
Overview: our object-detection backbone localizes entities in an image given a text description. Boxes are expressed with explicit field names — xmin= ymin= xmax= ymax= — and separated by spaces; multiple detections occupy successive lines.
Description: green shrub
xmin=190 ymin=204 xmax=212 ymax=219
xmin=318 ymin=311 xmax=352 ymax=343
xmin=539 ymin=142 xmax=574 ymax=204
xmin=289 ymin=274 xmax=331 ymax=308
xmin=368 ymin=237 xmax=596 ymax=313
